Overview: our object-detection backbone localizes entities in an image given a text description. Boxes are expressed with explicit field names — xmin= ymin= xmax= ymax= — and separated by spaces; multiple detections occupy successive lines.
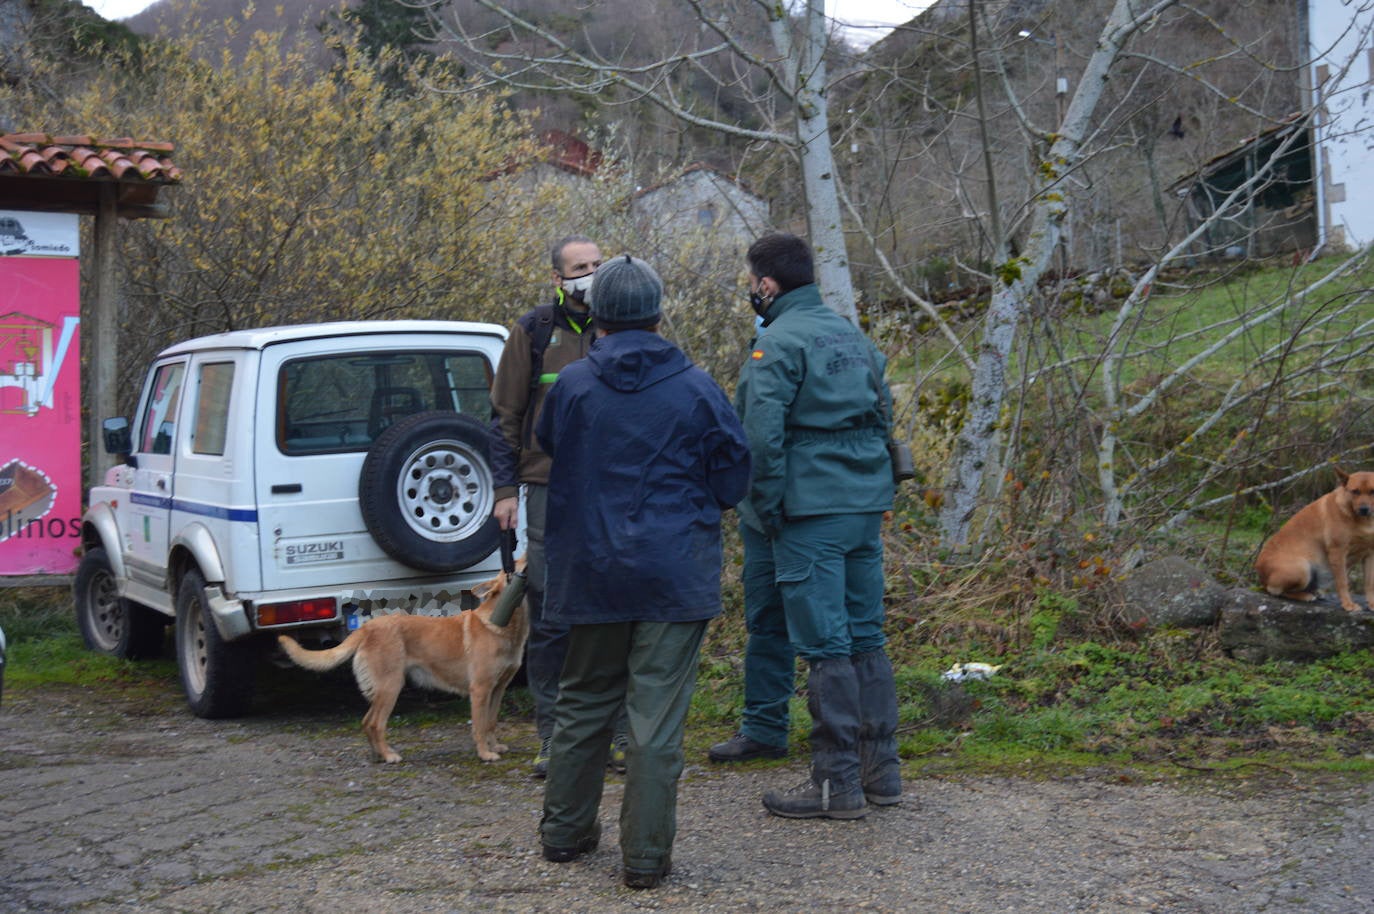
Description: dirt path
xmin=2 ymin=682 xmax=1372 ymax=913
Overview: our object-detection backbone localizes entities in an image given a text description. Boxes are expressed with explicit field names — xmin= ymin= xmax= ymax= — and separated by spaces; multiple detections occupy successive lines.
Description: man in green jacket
xmin=726 ymin=232 xmax=902 ymax=819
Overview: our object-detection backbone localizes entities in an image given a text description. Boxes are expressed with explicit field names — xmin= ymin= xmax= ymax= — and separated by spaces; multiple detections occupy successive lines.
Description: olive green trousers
xmin=540 ymin=619 xmax=707 ymax=871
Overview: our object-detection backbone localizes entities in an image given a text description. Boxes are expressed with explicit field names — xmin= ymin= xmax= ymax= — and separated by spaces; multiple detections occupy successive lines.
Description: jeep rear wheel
xmin=176 ymin=568 xmax=256 ymax=718
xmin=74 ymin=546 xmax=165 ymax=660
xmin=359 ymin=410 xmax=500 ymax=573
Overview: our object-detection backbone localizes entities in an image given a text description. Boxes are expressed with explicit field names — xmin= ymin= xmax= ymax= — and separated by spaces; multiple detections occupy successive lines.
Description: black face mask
xmin=749 ymin=283 xmax=773 ymax=318
xmin=561 ymin=272 xmax=595 ymax=303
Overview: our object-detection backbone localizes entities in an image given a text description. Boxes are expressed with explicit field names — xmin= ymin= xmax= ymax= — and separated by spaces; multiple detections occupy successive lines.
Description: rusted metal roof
xmin=539 ymin=129 xmax=601 ymax=177
xmin=0 ymin=133 xmax=181 ymax=218
xmin=486 ymin=130 xmax=604 ymax=182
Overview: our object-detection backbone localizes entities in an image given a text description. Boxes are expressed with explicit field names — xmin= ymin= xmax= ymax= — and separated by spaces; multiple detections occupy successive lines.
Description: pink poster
xmin=0 ymin=257 xmax=83 ymax=575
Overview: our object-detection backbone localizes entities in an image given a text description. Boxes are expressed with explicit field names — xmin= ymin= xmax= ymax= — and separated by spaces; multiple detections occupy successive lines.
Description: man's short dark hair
xmin=746 ymin=232 xmax=815 ymax=293
xmin=551 ymin=234 xmax=595 ymax=273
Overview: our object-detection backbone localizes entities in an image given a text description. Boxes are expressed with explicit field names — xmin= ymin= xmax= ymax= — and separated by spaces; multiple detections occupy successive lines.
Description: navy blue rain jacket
xmin=535 ymin=330 xmax=751 ymax=625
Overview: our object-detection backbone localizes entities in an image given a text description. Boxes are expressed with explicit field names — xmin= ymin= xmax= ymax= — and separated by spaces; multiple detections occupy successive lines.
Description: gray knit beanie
xmin=588 ymin=254 xmax=663 ymax=331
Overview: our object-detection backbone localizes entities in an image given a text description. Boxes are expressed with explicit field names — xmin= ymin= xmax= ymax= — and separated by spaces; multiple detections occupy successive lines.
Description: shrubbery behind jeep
xmin=75 ymin=321 xmax=508 ymax=718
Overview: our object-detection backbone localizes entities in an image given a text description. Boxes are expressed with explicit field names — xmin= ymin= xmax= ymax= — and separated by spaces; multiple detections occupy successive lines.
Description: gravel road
xmin=2 ymin=680 xmax=1373 ymax=913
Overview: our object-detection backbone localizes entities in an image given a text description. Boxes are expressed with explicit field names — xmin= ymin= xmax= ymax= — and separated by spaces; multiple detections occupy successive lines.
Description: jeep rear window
xmin=278 ymin=350 xmax=492 ymax=455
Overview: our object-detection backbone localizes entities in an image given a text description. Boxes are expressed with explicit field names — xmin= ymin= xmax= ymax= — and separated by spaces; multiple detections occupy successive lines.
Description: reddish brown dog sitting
xmin=278 ymin=562 xmax=528 ymax=763
xmin=1256 ymin=469 xmax=1374 ymax=613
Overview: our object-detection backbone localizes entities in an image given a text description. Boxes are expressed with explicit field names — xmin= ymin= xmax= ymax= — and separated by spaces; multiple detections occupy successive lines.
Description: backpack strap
xmin=525 ymin=303 xmax=558 ymax=391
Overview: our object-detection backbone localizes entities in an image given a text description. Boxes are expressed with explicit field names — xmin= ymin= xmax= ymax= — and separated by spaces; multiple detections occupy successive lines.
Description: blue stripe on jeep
xmin=130 ymin=492 xmax=259 ymax=522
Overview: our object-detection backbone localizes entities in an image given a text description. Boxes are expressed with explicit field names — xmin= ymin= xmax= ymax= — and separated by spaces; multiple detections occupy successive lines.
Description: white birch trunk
xmin=792 ymin=0 xmax=858 ymax=323
xmin=938 ymin=0 xmax=1169 ymax=546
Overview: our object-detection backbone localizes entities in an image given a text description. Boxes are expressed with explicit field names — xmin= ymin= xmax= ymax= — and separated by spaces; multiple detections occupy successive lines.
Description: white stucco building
xmin=1308 ymin=0 xmax=1374 ymax=248
xmin=630 ymin=163 xmax=770 ymax=251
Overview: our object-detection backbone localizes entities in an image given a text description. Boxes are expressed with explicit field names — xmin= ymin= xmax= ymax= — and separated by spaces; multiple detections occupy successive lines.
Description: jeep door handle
xmin=271 ymin=483 xmax=303 ymax=494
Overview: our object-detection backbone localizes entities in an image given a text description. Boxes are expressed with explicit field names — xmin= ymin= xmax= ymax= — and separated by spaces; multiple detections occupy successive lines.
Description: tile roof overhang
xmin=539 ymin=129 xmax=600 ymax=177
xmin=0 ymin=133 xmax=182 ymax=219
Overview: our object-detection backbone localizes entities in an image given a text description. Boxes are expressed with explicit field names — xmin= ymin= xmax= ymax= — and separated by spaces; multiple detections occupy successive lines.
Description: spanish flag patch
xmin=751 ymin=349 xmax=764 ymax=360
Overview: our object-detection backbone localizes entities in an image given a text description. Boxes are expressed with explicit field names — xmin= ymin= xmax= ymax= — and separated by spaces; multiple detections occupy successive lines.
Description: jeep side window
xmin=138 ymin=362 xmax=186 ymax=455
xmin=192 ymin=362 xmax=235 ymax=456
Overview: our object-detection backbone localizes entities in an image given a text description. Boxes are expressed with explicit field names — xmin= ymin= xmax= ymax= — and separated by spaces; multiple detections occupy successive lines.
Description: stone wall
xmin=1110 ymin=555 xmax=1374 ymax=663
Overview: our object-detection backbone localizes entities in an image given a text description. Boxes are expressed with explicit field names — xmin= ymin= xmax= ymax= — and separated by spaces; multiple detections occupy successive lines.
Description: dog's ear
xmin=1336 ymin=466 xmax=1351 ymax=487
xmin=473 ymin=577 xmax=501 ymax=602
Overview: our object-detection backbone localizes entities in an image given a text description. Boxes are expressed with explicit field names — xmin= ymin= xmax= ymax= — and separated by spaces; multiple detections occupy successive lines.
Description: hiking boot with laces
xmin=608 ymin=733 xmax=629 ymax=773
xmin=532 ymin=736 xmax=553 ymax=779
xmin=762 ymin=777 xmax=867 ymax=820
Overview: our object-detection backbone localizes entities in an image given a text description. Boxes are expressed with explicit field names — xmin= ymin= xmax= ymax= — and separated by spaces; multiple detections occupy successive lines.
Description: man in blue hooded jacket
xmin=535 ymin=255 xmax=750 ymax=889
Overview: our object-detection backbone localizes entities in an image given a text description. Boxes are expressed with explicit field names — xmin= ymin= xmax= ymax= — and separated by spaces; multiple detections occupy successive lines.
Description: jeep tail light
xmin=256 ymin=598 xmax=338 ymax=627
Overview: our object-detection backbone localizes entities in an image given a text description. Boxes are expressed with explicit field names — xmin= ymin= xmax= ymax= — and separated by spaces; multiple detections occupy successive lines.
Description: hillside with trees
xmin=4 ymin=0 xmax=1371 ymax=565
xmin=848 ymin=0 xmax=1304 ymax=280
xmin=124 ymin=0 xmax=783 ymax=178
xmin=117 ymin=0 xmax=1312 ymax=282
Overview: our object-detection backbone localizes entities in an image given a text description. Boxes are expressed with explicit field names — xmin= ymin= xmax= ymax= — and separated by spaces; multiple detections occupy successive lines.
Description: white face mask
xmin=562 ymin=272 xmax=595 ymax=302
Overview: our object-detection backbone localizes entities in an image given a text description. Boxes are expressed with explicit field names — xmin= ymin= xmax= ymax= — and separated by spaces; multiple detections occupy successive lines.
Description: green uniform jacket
xmin=734 ymin=283 xmax=895 ymax=535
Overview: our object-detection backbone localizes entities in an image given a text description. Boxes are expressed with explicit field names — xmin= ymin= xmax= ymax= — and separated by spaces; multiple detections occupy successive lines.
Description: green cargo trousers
xmin=540 ymin=619 xmax=708 ymax=871
xmin=735 ymin=512 xmax=888 ymax=747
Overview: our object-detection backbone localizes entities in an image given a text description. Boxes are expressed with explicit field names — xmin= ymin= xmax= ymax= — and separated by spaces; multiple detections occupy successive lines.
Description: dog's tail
xmin=277 ymin=631 xmax=361 ymax=672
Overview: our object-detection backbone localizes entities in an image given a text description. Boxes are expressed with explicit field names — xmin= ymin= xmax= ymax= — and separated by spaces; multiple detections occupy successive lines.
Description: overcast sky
xmin=83 ymin=0 xmax=933 ymax=44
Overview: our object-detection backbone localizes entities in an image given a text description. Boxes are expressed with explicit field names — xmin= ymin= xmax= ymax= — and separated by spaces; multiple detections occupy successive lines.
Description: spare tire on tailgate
xmin=358 ymin=410 xmax=500 ymax=573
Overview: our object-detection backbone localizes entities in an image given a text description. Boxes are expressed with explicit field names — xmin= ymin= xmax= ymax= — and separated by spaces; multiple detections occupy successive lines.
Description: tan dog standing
xmin=278 ymin=564 xmax=529 ymax=763
xmin=1256 ymin=469 xmax=1374 ymax=613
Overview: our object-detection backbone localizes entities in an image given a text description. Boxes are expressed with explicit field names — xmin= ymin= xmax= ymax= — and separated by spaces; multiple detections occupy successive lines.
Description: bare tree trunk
xmin=969 ymin=0 xmax=1008 ymax=265
xmin=795 ymin=0 xmax=857 ymax=323
xmin=938 ymin=247 xmax=1048 ymax=546
xmin=444 ymin=0 xmax=859 ymax=322
xmin=939 ymin=0 xmax=1177 ymax=547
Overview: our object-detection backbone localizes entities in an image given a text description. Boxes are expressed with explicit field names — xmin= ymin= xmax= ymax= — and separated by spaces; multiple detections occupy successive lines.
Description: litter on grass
xmin=942 ymin=662 xmax=1002 ymax=682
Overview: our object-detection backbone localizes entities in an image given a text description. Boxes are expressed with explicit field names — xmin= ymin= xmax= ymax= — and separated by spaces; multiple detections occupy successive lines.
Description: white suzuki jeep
xmin=75 ymin=321 xmax=507 ymax=718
